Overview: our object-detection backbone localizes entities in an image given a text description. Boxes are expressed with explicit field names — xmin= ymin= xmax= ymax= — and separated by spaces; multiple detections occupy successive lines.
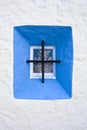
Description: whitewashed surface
xmin=0 ymin=0 xmax=87 ymax=130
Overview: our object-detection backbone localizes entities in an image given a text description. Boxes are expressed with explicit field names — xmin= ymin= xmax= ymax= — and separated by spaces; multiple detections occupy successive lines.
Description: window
xmin=30 ymin=46 xmax=56 ymax=79
xmin=14 ymin=25 xmax=73 ymax=99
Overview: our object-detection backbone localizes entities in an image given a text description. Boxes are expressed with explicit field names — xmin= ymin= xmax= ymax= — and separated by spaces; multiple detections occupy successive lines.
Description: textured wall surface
xmin=0 ymin=0 xmax=87 ymax=130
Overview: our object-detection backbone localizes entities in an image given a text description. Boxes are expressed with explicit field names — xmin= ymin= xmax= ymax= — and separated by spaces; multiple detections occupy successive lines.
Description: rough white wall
xmin=0 ymin=0 xmax=87 ymax=130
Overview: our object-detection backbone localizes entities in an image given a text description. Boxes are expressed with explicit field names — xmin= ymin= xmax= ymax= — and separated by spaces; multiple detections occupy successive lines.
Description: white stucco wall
xmin=0 ymin=0 xmax=87 ymax=130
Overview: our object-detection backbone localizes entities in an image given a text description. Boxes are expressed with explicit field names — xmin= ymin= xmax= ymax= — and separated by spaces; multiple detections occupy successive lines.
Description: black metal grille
xmin=26 ymin=40 xmax=61 ymax=83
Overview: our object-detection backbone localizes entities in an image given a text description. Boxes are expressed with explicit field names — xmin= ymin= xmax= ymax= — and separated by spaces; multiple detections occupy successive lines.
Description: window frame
xmin=30 ymin=46 xmax=56 ymax=79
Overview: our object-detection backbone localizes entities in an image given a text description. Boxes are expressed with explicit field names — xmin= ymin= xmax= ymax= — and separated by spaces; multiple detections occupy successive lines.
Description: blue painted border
xmin=13 ymin=25 xmax=73 ymax=100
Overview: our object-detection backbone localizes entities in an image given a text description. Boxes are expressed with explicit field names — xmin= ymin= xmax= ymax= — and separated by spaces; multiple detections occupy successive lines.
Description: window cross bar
xmin=26 ymin=40 xmax=61 ymax=83
xmin=26 ymin=60 xmax=61 ymax=63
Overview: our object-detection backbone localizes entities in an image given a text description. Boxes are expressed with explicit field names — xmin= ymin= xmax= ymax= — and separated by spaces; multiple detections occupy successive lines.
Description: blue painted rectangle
xmin=13 ymin=25 xmax=73 ymax=100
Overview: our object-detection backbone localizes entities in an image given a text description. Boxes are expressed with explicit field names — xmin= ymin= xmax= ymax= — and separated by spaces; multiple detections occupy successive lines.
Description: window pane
xmin=33 ymin=49 xmax=53 ymax=73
